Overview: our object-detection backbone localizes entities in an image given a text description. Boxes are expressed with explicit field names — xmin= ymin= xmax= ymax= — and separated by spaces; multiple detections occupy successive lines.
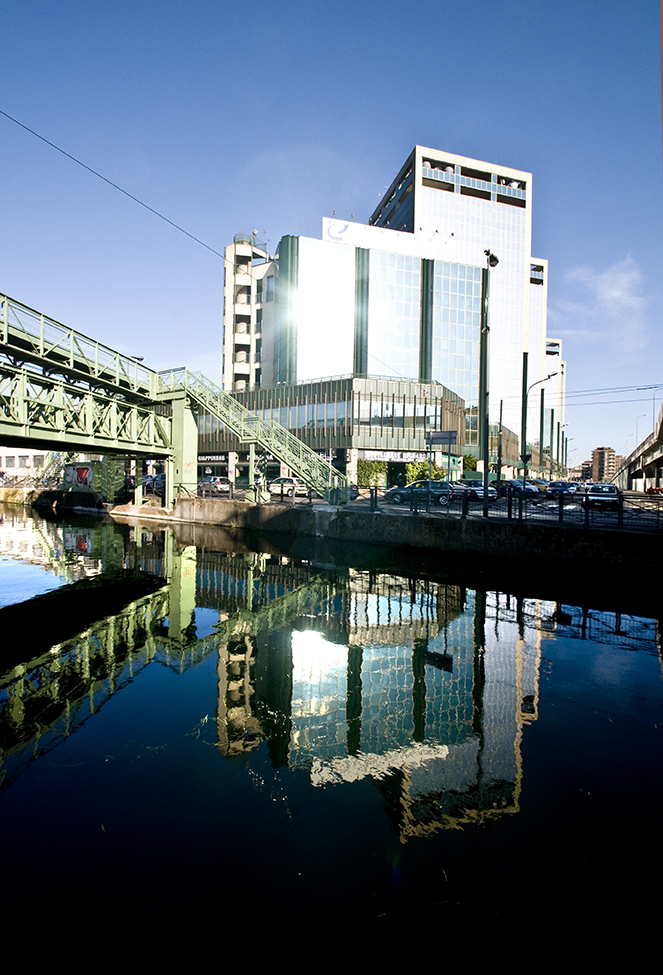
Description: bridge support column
xmin=132 ymin=457 xmax=143 ymax=506
xmin=169 ymin=392 xmax=199 ymax=505
xmin=166 ymin=537 xmax=197 ymax=642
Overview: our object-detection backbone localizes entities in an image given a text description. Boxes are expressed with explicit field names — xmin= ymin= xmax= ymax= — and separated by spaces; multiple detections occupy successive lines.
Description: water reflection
xmin=0 ymin=508 xmax=661 ymax=929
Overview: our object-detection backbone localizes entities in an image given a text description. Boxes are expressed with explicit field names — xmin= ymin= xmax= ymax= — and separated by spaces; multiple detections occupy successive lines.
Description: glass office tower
xmin=369 ymin=147 xmax=564 ymax=443
xmin=222 ymin=146 xmax=563 ymax=462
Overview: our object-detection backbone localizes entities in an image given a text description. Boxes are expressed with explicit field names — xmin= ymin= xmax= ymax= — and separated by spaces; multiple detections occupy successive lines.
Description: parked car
xmin=142 ymin=472 xmax=166 ymax=495
xmin=152 ymin=472 xmax=166 ymax=496
xmin=384 ymin=480 xmax=456 ymax=506
xmin=198 ymin=476 xmax=231 ymax=496
xmin=502 ymin=479 xmax=540 ymax=498
xmin=547 ymin=480 xmax=578 ymax=499
xmin=583 ymin=482 xmax=621 ymax=510
xmin=268 ymin=476 xmax=308 ymax=497
xmin=458 ymin=481 xmax=498 ymax=502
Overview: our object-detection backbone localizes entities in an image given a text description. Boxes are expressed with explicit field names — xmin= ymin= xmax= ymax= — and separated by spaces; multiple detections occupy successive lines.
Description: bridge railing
xmin=0 ymin=294 xmax=159 ymax=398
xmin=158 ymin=367 xmax=349 ymax=500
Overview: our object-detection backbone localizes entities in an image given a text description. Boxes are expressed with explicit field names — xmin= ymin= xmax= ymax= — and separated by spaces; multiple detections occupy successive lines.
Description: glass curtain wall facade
xmin=369 ymin=147 xmax=562 ymax=448
xmin=263 ymin=232 xmax=483 ymax=450
xmin=199 ymin=376 xmax=464 ymax=452
xmin=225 ymin=146 xmax=558 ymax=469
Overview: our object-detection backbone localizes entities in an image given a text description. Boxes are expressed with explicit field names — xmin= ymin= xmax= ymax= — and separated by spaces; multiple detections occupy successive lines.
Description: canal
xmin=0 ymin=505 xmax=661 ymax=937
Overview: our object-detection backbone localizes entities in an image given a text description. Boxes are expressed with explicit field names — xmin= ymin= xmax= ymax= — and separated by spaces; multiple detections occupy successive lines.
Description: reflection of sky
xmin=0 ymin=556 xmax=66 ymax=608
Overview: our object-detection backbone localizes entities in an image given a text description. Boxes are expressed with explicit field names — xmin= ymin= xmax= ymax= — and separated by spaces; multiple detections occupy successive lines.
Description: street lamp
xmin=520 ymin=360 xmax=557 ymax=485
xmin=635 ymin=413 xmax=647 ymax=445
xmin=480 ymin=250 xmax=498 ymax=516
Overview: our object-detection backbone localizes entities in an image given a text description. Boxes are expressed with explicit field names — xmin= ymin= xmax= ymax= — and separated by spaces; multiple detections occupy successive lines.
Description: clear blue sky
xmin=1 ymin=0 xmax=661 ymax=464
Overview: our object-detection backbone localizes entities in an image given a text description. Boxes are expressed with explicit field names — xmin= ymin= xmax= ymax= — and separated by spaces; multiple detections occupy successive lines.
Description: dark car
xmin=457 ymin=480 xmax=498 ymax=501
xmin=384 ymin=480 xmax=455 ymax=506
xmin=502 ymin=479 xmax=540 ymax=498
xmin=547 ymin=480 xmax=578 ymax=499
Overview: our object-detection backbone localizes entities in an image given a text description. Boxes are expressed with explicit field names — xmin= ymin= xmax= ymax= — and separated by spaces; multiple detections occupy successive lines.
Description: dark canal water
xmin=0 ymin=505 xmax=661 ymax=937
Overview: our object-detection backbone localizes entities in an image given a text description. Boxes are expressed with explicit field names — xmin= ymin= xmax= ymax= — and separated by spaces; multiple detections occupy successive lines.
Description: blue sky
xmin=1 ymin=0 xmax=661 ymax=464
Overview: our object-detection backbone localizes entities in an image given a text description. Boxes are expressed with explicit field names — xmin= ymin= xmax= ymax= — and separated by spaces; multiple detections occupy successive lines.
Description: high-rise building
xmin=592 ymin=446 xmax=617 ymax=482
xmin=257 ymin=148 xmax=562 ymax=443
xmin=368 ymin=146 xmax=562 ymax=442
xmin=215 ymin=146 xmax=564 ymax=481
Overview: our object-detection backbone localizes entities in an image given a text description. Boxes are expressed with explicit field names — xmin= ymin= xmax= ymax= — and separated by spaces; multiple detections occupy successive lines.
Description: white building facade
xmin=223 ymin=147 xmax=564 ymax=460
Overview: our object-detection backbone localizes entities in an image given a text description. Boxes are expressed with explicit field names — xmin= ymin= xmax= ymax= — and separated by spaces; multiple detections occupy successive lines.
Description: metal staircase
xmin=31 ymin=450 xmax=76 ymax=485
xmin=158 ymin=368 xmax=348 ymax=500
xmin=1 ymin=291 xmax=348 ymax=501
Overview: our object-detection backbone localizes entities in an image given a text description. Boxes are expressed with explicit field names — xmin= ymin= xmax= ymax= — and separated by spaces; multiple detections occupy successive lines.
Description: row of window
xmin=1 ymin=455 xmax=44 ymax=469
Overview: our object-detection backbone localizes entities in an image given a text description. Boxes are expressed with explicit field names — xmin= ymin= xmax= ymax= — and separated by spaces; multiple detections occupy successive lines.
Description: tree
xmin=464 ymin=454 xmax=477 ymax=472
xmin=356 ymin=460 xmax=388 ymax=487
xmin=405 ymin=461 xmax=447 ymax=483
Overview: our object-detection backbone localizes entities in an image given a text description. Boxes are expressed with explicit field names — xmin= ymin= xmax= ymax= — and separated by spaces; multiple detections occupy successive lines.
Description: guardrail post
xmin=518 ymin=494 xmax=523 ymax=521
xmin=558 ymin=494 xmax=564 ymax=523
xmin=584 ymin=500 xmax=590 ymax=528
xmin=461 ymin=491 xmax=468 ymax=520
xmin=618 ymin=494 xmax=624 ymax=529
xmin=507 ymin=490 xmax=512 ymax=519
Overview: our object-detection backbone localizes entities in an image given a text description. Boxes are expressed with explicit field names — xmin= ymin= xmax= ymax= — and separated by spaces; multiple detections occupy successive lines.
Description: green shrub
xmin=356 ymin=460 xmax=388 ymax=488
xmin=404 ymin=461 xmax=447 ymax=483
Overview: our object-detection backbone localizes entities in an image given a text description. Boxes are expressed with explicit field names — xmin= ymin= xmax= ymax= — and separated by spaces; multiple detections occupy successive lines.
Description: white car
xmin=268 ymin=476 xmax=308 ymax=497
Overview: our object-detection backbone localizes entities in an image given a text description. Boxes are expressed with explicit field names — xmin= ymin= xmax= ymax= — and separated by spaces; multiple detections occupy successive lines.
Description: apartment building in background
xmin=592 ymin=446 xmax=617 ymax=482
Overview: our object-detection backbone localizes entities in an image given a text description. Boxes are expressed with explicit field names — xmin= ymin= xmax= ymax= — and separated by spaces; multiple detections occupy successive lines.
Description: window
xmin=266 ymin=276 xmax=274 ymax=302
xmin=5 ymin=456 xmax=14 ymax=467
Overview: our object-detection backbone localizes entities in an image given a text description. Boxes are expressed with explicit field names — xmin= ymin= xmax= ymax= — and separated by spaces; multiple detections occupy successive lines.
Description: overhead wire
xmin=2 ymin=108 xmax=660 ymax=426
xmin=0 ymin=108 xmax=233 ymax=264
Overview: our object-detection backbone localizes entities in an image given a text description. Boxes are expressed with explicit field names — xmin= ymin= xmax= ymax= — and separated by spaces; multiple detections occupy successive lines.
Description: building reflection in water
xmin=1 ymin=513 xmax=659 ymax=842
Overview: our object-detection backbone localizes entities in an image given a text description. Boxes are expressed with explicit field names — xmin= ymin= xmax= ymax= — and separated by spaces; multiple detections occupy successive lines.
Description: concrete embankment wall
xmin=0 ymin=486 xmax=38 ymax=506
xmin=110 ymin=496 xmax=662 ymax=572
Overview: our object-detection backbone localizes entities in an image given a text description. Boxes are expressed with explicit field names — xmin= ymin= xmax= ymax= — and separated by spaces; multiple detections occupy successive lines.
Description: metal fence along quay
xmin=357 ymin=488 xmax=663 ymax=534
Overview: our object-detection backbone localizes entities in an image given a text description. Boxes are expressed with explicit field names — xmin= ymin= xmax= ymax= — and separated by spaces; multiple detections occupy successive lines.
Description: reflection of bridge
xmin=0 ymin=293 xmax=346 ymax=501
xmin=3 ymin=518 xmax=660 ymax=837
xmin=615 ymin=401 xmax=663 ymax=492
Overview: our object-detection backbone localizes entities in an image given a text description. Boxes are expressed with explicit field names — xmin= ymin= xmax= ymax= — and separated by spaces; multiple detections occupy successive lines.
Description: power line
xmin=0 ymin=108 xmax=228 ymax=262
xmin=566 ymin=397 xmax=661 ymax=407
xmin=565 ymin=383 xmax=663 ymax=398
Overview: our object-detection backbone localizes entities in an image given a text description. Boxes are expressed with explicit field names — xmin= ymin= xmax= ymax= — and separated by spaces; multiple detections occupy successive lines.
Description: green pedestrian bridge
xmin=0 ymin=292 xmax=348 ymax=503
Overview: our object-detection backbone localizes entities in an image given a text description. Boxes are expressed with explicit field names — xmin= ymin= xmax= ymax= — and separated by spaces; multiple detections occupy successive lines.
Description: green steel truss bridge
xmin=0 ymin=293 xmax=348 ymax=502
